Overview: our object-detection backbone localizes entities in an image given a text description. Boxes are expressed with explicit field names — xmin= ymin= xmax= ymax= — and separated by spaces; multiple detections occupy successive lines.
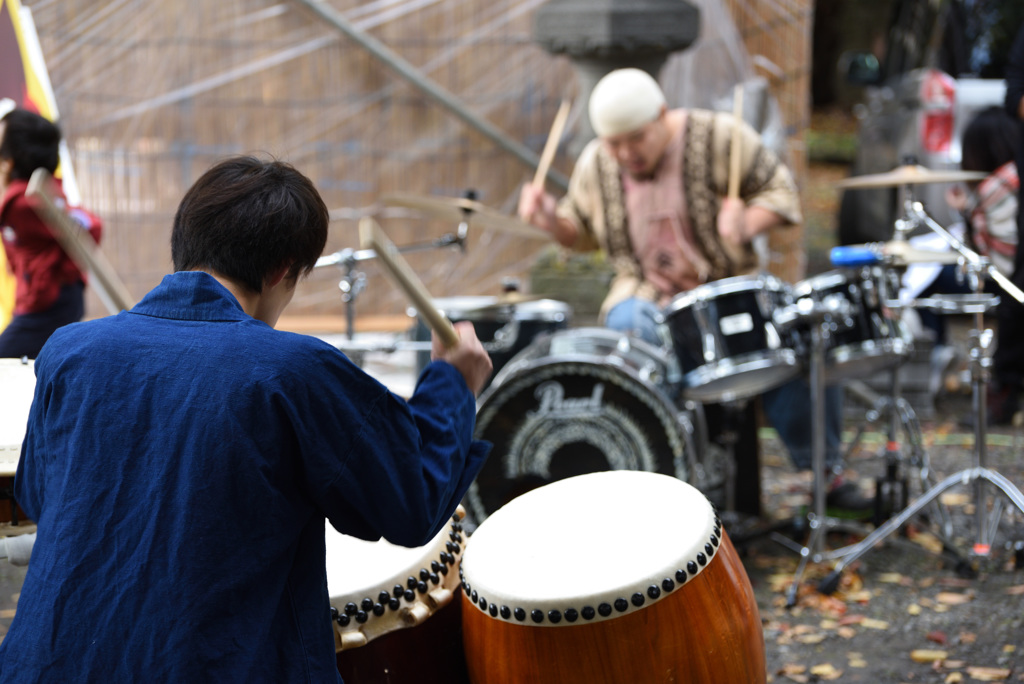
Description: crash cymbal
xmin=379 ymin=192 xmax=551 ymax=241
xmin=835 ymin=165 xmax=987 ymax=190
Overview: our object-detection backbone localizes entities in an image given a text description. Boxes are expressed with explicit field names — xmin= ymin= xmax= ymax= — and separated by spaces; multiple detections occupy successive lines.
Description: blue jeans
xmin=606 ymin=297 xmax=844 ymax=472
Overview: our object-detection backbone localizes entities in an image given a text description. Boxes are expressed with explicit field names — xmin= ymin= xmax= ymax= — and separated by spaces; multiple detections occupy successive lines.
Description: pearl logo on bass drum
xmin=528 ymin=381 xmax=605 ymax=419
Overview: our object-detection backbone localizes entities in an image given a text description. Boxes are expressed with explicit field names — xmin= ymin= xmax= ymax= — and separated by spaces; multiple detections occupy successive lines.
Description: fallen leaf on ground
xmin=936 ymin=592 xmax=973 ymax=605
xmin=940 ymin=492 xmax=971 ymax=507
xmin=810 ymin=663 xmax=842 ymax=679
xmin=860 ymin=617 xmax=890 ymax=630
xmin=911 ymin=531 xmax=945 ymax=553
xmin=965 ymin=666 xmax=1011 ymax=681
xmin=910 ymin=649 xmax=949 ymax=663
xmin=847 ymin=653 xmax=867 ymax=668
xmin=1005 ymin=585 xmax=1024 ymax=596
xmin=928 ymin=631 xmax=948 ymax=645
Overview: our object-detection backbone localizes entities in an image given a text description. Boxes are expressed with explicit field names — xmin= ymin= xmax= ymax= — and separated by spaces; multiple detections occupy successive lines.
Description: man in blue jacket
xmin=0 ymin=155 xmax=492 ymax=682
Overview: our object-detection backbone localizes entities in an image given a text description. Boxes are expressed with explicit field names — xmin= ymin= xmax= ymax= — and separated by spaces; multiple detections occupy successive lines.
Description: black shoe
xmin=824 ymin=482 xmax=874 ymax=521
xmin=988 ymin=382 xmax=1021 ymax=427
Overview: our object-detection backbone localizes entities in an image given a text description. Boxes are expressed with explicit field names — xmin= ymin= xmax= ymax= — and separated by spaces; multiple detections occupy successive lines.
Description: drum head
xmin=462 ymin=471 xmax=720 ymax=625
xmin=0 ymin=359 xmax=35 ymax=477
xmin=326 ymin=511 xmax=465 ymax=649
xmin=467 ymin=335 xmax=692 ymax=525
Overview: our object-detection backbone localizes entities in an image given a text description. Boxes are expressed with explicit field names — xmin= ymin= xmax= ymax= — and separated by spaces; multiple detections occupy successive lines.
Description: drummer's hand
xmin=717 ymin=197 xmax=747 ymax=247
xmin=945 ymin=185 xmax=968 ymax=212
xmin=432 ymin=321 xmax=493 ymax=396
xmin=518 ymin=183 xmax=559 ymax=233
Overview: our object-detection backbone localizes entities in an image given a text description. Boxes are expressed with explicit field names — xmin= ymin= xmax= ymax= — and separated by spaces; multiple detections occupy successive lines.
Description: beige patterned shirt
xmin=557 ymin=108 xmax=802 ymax=319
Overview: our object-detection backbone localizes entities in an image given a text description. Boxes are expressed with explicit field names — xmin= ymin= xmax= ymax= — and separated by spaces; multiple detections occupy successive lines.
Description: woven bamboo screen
xmin=724 ymin=0 xmax=814 ymax=283
xmin=27 ymin=0 xmax=811 ymax=325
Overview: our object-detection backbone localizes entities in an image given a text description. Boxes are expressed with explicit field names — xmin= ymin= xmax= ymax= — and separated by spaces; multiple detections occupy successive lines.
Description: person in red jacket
xmin=0 ymin=108 xmax=101 ymax=358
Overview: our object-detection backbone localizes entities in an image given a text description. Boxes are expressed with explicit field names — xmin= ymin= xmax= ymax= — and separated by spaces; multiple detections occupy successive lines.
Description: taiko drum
xmin=460 ymin=471 xmax=766 ymax=684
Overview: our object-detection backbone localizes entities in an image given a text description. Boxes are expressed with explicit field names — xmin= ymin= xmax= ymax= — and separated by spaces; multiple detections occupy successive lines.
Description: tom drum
xmin=793 ymin=267 xmax=912 ymax=381
xmin=662 ymin=274 xmax=802 ymax=403
xmin=413 ymin=296 xmax=572 ymax=388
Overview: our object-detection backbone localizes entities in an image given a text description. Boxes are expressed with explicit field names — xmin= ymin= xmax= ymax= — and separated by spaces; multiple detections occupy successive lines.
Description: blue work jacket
xmin=0 ymin=271 xmax=488 ymax=682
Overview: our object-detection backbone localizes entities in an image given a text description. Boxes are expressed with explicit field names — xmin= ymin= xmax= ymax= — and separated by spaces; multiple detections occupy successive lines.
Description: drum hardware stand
xmin=814 ymin=207 xmax=1024 ymax=593
xmin=840 ymin=300 xmax=955 ymax=538
xmin=314 ymin=218 xmax=469 ymax=361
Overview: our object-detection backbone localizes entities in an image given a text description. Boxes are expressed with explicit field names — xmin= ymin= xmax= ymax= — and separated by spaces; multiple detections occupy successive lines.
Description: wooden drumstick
xmin=532 ymin=99 xmax=571 ymax=189
xmin=358 ymin=217 xmax=459 ymax=348
xmin=727 ymin=84 xmax=744 ymax=200
xmin=26 ymin=168 xmax=137 ymax=312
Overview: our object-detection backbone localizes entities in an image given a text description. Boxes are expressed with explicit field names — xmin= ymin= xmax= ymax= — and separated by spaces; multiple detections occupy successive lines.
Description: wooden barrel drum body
xmin=460 ymin=471 xmax=766 ymax=683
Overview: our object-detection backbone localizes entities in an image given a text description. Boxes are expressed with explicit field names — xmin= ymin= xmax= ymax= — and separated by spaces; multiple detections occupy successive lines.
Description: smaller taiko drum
xmin=0 ymin=359 xmax=36 ymax=524
xmin=460 ymin=471 xmax=766 ymax=684
xmin=328 ymin=509 xmax=470 ymax=684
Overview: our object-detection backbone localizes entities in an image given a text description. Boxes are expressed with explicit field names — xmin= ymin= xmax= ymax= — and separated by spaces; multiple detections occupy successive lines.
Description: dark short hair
xmin=0 ymin=109 xmax=62 ymax=180
xmin=961 ymin=106 xmax=1020 ymax=173
xmin=171 ymin=156 xmax=329 ymax=293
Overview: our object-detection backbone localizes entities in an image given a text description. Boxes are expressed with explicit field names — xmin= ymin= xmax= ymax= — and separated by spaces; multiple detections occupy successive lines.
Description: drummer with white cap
xmin=518 ymin=68 xmax=871 ymax=518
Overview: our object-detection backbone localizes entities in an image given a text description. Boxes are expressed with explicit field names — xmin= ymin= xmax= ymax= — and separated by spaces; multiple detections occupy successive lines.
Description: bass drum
xmin=466 ymin=328 xmax=699 ymax=526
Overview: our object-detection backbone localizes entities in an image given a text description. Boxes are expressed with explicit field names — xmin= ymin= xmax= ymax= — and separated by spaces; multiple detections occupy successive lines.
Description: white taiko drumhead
xmin=460 ymin=471 xmax=721 ymax=626
xmin=326 ymin=509 xmax=466 ymax=649
xmin=0 ymin=359 xmax=36 ymax=477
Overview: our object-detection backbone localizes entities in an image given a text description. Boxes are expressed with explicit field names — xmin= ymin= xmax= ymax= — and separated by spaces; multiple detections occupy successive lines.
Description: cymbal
xmin=462 ymin=292 xmax=545 ymax=313
xmin=836 ymin=165 xmax=987 ymax=190
xmin=379 ymin=192 xmax=551 ymax=241
xmin=880 ymin=240 xmax=960 ymax=265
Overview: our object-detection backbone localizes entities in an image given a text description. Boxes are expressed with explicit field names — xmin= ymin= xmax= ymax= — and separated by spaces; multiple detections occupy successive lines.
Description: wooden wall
xmin=27 ymin=0 xmax=811 ymax=325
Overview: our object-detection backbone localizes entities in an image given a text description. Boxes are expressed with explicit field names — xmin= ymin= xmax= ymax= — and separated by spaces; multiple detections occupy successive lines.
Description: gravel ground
xmin=745 ymin=396 xmax=1024 ymax=684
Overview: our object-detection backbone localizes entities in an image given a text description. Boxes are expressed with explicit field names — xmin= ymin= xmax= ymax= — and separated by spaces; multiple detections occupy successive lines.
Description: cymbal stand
xmin=816 ymin=204 xmax=1024 ymax=592
xmin=315 ymin=220 xmax=470 ymax=347
xmin=772 ymin=296 xmax=870 ymax=607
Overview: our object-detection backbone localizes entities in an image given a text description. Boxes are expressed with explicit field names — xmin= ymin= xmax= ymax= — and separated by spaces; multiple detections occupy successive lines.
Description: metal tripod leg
xmin=819 ymin=466 xmax=1024 ymax=590
xmin=782 ymin=318 xmax=831 ymax=607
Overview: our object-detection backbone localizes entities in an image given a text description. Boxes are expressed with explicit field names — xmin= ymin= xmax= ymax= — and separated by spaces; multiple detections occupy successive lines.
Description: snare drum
xmin=466 ymin=328 xmax=698 ymax=525
xmin=793 ymin=267 xmax=911 ymax=380
xmin=460 ymin=471 xmax=766 ymax=684
xmin=413 ymin=296 xmax=572 ymax=387
xmin=328 ymin=510 xmax=470 ymax=683
xmin=662 ymin=273 xmax=802 ymax=403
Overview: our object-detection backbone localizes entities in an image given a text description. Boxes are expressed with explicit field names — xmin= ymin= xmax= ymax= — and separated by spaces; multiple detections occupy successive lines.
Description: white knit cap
xmin=588 ymin=69 xmax=666 ymax=137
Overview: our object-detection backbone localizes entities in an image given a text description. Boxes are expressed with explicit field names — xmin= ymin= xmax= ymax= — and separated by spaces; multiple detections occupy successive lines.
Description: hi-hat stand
xmin=815 ymin=198 xmax=1024 ymax=592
